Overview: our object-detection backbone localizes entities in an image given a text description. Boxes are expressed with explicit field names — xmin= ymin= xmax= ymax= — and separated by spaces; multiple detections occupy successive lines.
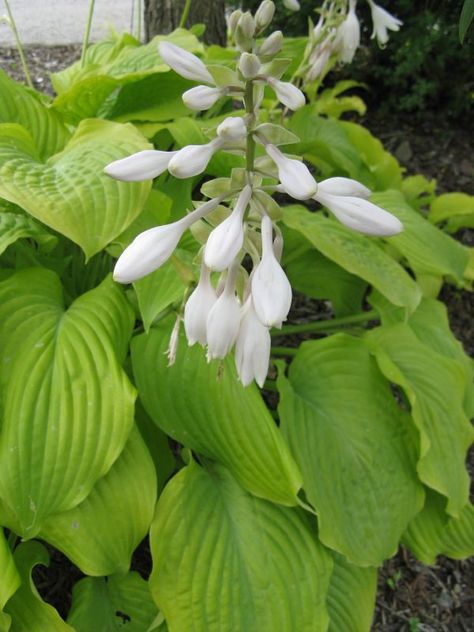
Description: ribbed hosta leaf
xmin=0 ymin=212 xmax=57 ymax=256
xmin=0 ymin=120 xmax=151 ymax=259
xmin=4 ymin=541 xmax=72 ymax=631
xmin=0 ymin=269 xmax=136 ymax=537
xmin=67 ymin=572 xmax=159 ymax=631
xmin=277 ymin=335 xmax=424 ymax=566
xmin=403 ymin=490 xmax=474 ymax=564
xmin=368 ymin=324 xmax=474 ymax=516
xmin=150 ymin=460 xmax=332 ymax=632
xmin=283 ymin=205 xmax=421 ymax=312
xmin=0 ymin=529 xmax=20 ymax=631
xmin=0 ymin=69 xmax=70 ymax=159
xmin=327 ymin=553 xmax=377 ymax=632
xmin=39 ymin=427 xmax=156 ymax=576
xmin=132 ymin=320 xmax=301 ymax=506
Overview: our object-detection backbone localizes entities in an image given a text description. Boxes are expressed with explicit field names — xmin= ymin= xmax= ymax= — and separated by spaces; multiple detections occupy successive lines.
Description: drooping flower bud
xmin=266 ymin=77 xmax=305 ymax=110
xmin=265 ymin=144 xmax=318 ymax=200
xmin=238 ymin=53 xmax=262 ymax=79
xmin=182 ymin=85 xmax=225 ymax=111
xmin=259 ymin=30 xmax=283 ymax=56
xmin=255 ymin=1 xmax=275 ymax=32
xmin=283 ymin=0 xmax=300 ymax=11
xmin=336 ymin=0 xmax=360 ymax=64
xmin=184 ymin=263 xmax=217 ymax=346
xmin=204 ymin=185 xmax=252 ymax=271
xmin=235 ymin=297 xmax=271 ymax=387
xmin=251 ymin=215 xmax=292 ymax=327
xmin=168 ymin=138 xmax=223 ymax=179
xmin=318 ymin=177 xmax=371 ymax=199
xmin=367 ymin=0 xmax=402 ymax=47
xmin=113 ymin=198 xmax=220 ymax=283
xmin=228 ymin=9 xmax=243 ymax=34
xmin=158 ymin=42 xmax=214 ymax=84
xmin=206 ymin=266 xmax=241 ymax=360
xmin=314 ymin=190 xmax=403 ymax=236
xmin=104 ymin=149 xmax=176 ymax=182
xmin=216 ymin=116 xmax=247 ymax=141
xmin=306 ymin=44 xmax=332 ymax=82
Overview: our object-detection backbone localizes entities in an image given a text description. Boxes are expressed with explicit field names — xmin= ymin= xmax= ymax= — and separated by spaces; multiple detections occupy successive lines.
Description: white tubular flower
xmin=367 ymin=0 xmax=402 ymax=46
xmin=184 ymin=263 xmax=217 ymax=346
xmin=259 ymin=30 xmax=283 ymax=56
xmin=216 ymin=116 xmax=247 ymax=141
xmin=104 ymin=149 xmax=176 ymax=182
xmin=206 ymin=266 xmax=241 ymax=360
xmin=228 ymin=10 xmax=243 ymax=34
xmin=168 ymin=138 xmax=223 ymax=179
xmin=182 ymin=85 xmax=225 ymax=111
xmin=318 ymin=177 xmax=371 ymax=199
xmin=113 ymin=198 xmax=220 ymax=283
xmin=314 ymin=190 xmax=403 ymax=236
xmin=266 ymin=76 xmax=305 ymax=111
xmin=283 ymin=0 xmax=300 ymax=11
xmin=337 ymin=0 xmax=360 ymax=64
xmin=204 ymin=185 xmax=252 ymax=271
xmin=238 ymin=12 xmax=256 ymax=38
xmin=235 ymin=297 xmax=271 ymax=387
xmin=255 ymin=1 xmax=275 ymax=31
xmin=252 ymin=215 xmax=292 ymax=327
xmin=239 ymin=52 xmax=262 ymax=79
xmin=158 ymin=41 xmax=214 ymax=84
xmin=265 ymin=144 xmax=318 ymax=200
xmin=306 ymin=44 xmax=332 ymax=81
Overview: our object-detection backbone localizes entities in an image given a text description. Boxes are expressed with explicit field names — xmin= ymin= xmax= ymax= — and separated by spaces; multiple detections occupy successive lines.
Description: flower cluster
xmin=302 ymin=0 xmax=402 ymax=83
xmin=105 ymin=0 xmax=402 ymax=388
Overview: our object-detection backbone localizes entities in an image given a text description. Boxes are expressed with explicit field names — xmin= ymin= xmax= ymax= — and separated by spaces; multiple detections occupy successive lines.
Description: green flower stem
xmin=3 ymin=0 xmax=33 ymax=89
xmin=179 ymin=0 xmax=192 ymax=29
xmin=272 ymin=309 xmax=379 ymax=336
xmin=271 ymin=346 xmax=298 ymax=357
xmin=81 ymin=0 xmax=96 ymax=69
xmin=244 ymin=80 xmax=256 ymax=175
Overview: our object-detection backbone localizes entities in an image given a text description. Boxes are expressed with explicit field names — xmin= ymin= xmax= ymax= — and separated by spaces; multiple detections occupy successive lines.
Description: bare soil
xmin=1 ymin=45 xmax=473 ymax=632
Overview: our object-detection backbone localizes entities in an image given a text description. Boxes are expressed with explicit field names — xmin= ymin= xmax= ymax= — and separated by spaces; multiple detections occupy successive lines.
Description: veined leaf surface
xmin=0 ymin=529 xmax=20 ymax=632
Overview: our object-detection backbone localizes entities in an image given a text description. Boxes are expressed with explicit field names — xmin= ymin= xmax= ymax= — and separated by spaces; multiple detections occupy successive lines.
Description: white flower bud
xmin=184 ymin=263 xmax=217 ymax=346
xmin=216 ymin=116 xmax=247 ymax=141
xmin=259 ymin=30 xmax=283 ymax=56
xmin=158 ymin=41 xmax=214 ymax=84
xmin=113 ymin=198 xmax=220 ymax=283
xmin=235 ymin=297 xmax=271 ymax=387
xmin=255 ymin=1 xmax=275 ymax=31
xmin=228 ymin=9 xmax=243 ymax=34
xmin=238 ymin=12 xmax=256 ymax=38
xmin=306 ymin=44 xmax=332 ymax=82
xmin=239 ymin=52 xmax=261 ymax=79
xmin=104 ymin=149 xmax=176 ymax=182
xmin=283 ymin=0 xmax=300 ymax=11
xmin=266 ymin=77 xmax=305 ymax=110
xmin=204 ymin=185 xmax=252 ymax=271
xmin=252 ymin=215 xmax=292 ymax=327
xmin=367 ymin=0 xmax=402 ymax=47
xmin=168 ymin=138 xmax=223 ymax=179
xmin=206 ymin=266 xmax=241 ymax=360
xmin=182 ymin=85 xmax=225 ymax=111
xmin=265 ymin=144 xmax=318 ymax=200
xmin=318 ymin=177 xmax=371 ymax=199
xmin=336 ymin=0 xmax=360 ymax=64
xmin=314 ymin=191 xmax=403 ymax=236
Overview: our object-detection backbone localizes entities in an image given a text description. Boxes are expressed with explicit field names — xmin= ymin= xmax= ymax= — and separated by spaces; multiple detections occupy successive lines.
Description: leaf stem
xmin=81 ymin=0 xmax=96 ymax=69
xmin=272 ymin=309 xmax=379 ymax=336
xmin=271 ymin=346 xmax=298 ymax=357
xmin=3 ymin=0 xmax=33 ymax=89
xmin=179 ymin=0 xmax=192 ymax=29
xmin=244 ymin=80 xmax=256 ymax=176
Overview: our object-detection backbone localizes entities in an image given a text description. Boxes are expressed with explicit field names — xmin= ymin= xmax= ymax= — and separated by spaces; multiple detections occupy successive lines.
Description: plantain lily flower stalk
xmin=367 ymin=0 xmax=402 ymax=47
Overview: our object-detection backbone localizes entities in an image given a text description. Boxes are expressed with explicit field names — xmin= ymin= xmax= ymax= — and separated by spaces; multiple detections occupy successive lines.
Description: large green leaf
xmin=371 ymin=190 xmax=470 ymax=285
xmin=0 ymin=213 xmax=57 ymax=256
xmin=429 ymin=192 xmax=474 ymax=232
xmin=368 ymin=324 xmax=474 ymax=516
xmin=39 ymin=427 xmax=156 ymax=576
xmin=4 ymin=541 xmax=72 ymax=631
xmin=0 ymin=529 xmax=20 ymax=632
xmin=327 ymin=553 xmax=377 ymax=632
xmin=67 ymin=572 xmax=159 ymax=632
xmin=0 ymin=120 xmax=151 ymax=259
xmin=131 ymin=319 xmax=301 ymax=506
xmin=277 ymin=335 xmax=423 ymax=566
xmin=283 ymin=205 xmax=421 ymax=312
xmin=0 ymin=69 xmax=70 ymax=160
xmin=0 ymin=270 xmax=136 ymax=537
xmin=150 ymin=460 xmax=332 ymax=632
xmin=403 ymin=490 xmax=474 ymax=564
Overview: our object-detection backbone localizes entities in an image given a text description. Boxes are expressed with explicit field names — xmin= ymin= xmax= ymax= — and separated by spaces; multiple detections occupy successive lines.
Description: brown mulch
xmin=1 ymin=45 xmax=473 ymax=631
